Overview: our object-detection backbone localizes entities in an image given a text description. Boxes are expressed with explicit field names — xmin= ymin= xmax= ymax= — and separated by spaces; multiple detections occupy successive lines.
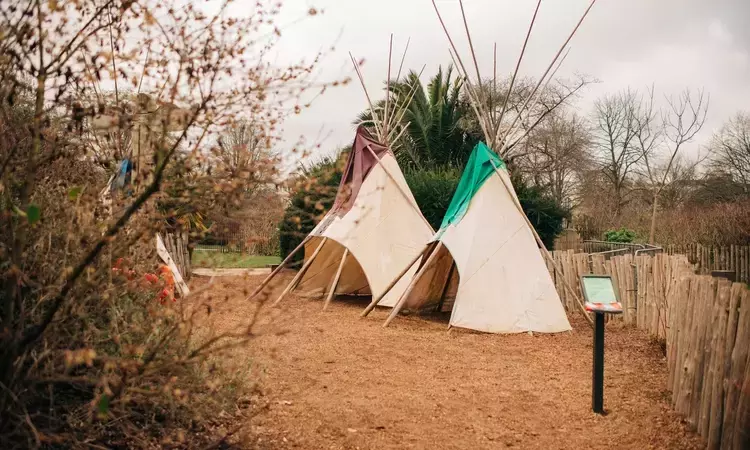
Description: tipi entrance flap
xmin=402 ymin=243 xmax=458 ymax=312
xmin=331 ymin=126 xmax=389 ymax=215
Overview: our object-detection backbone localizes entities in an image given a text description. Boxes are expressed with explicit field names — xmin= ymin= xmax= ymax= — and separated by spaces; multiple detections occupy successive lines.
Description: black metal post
xmin=592 ymin=312 xmax=605 ymax=414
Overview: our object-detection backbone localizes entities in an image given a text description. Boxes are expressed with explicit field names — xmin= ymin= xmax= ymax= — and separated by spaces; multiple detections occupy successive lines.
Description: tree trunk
xmin=648 ymin=190 xmax=659 ymax=245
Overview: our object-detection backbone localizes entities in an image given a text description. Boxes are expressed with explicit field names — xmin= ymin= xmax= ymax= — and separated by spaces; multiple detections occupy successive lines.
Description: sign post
xmin=580 ymin=275 xmax=622 ymax=415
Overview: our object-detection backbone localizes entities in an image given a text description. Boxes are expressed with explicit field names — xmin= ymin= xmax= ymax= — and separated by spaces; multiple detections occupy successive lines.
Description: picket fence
xmin=548 ymin=250 xmax=750 ymax=449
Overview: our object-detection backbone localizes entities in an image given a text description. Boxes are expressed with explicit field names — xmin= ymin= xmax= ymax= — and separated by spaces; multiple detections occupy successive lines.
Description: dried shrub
xmin=0 ymin=1 xmax=340 ymax=447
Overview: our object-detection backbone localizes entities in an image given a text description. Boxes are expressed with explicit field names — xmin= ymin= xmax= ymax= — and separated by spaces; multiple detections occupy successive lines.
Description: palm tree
xmin=355 ymin=66 xmax=476 ymax=171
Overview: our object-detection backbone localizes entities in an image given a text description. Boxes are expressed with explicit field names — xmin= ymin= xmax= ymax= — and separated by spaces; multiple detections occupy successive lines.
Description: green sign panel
xmin=580 ymin=275 xmax=618 ymax=305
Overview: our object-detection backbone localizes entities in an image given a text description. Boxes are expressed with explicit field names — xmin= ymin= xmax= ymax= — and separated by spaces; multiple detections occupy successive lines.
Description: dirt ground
xmin=193 ymin=274 xmax=703 ymax=450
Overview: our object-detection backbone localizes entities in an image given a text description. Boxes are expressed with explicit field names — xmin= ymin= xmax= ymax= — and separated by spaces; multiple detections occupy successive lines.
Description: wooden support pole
xmin=361 ymin=244 xmax=431 ymax=317
xmin=436 ymin=262 xmax=455 ymax=313
xmin=489 ymin=162 xmax=593 ymax=327
xmin=384 ymin=242 xmax=444 ymax=328
xmin=323 ymin=248 xmax=348 ymax=310
xmin=273 ymin=238 xmax=327 ymax=307
xmin=248 ymin=235 xmax=311 ymax=301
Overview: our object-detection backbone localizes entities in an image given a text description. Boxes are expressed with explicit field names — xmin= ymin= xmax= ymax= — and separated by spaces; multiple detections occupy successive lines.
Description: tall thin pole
xmin=383 ymin=34 xmax=394 ymax=141
xmin=323 ymin=248 xmax=348 ymax=310
xmin=272 ymin=237 xmax=328 ymax=307
xmin=493 ymin=0 xmax=543 ymax=141
xmin=248 ymin=235 xmax=311 ymax=301
xmin=383 ymin=242 xmax=444 ymax=327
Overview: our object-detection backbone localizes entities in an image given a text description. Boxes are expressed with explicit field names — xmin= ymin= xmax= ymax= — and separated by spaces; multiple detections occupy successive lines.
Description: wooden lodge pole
xmin=383 ymin=242 xmax=444 ymax=327
xmin=272 ymin=237 xmax=328 ymax=307
xmin=361 ymin=244 xmax=431 ymax=317
xmin=323 ymin=248 xmax=348 ymax=310
xmin=247 ymin=235 xmax=311 ymax=301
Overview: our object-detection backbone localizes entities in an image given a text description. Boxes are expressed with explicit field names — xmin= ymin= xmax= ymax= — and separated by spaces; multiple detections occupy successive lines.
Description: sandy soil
xmin=192 ymin=275 xmax=702 ymax=450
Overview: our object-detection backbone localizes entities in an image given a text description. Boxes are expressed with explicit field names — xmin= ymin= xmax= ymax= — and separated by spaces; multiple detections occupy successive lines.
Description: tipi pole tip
xmin=383 ymin=34 xmax=394 ymax=140
xmin=494 ymin=0 xmax=543 ymax=138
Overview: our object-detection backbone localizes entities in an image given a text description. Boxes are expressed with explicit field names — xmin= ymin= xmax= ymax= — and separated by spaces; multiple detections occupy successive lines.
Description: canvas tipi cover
xmin=402 ymin=142 xmax=571 ymax=333
xmin=294 ymin=127 xmax=434 ymax=307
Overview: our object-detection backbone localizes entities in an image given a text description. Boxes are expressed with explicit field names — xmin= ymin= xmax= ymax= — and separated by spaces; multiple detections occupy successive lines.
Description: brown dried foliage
xmin=0 ymin=0 xmax=337 ymax=447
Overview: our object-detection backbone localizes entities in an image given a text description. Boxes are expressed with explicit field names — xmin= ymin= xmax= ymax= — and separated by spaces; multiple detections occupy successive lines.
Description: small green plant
xmin=604 ymin=228 xmax=637 ymax=243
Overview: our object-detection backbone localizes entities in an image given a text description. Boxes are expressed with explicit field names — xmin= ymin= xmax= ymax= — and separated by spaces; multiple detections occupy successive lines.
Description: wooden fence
xmin=553 ymin=236 xmax=750 ymax=285
xmin=161 ymin=232 xmax=191 ymax=281
xmin=665 ymin=244 xmax=750 ymax=284
xmin=198 ymin=227 xmax=278 ymax=255
xmin=549 ymin=251 xmax=750 ymax=449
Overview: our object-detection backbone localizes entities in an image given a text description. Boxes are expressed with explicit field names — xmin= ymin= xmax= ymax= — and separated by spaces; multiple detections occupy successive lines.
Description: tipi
xmin=290 ymin=126 xmax=433 ymax=307
xmin=249 ymin=40 xmax=435 ymax=309
xmin=362 ymin=0 xmax=598 ymax=332
xmin=375 ymin=141 xmax=570 ymax=333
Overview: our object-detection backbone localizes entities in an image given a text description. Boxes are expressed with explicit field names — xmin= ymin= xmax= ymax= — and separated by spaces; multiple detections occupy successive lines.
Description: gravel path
xmin=195 ymin=275 xmax=702 ymax=450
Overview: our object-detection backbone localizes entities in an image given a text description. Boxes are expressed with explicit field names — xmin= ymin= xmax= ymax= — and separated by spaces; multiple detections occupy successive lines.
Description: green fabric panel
xmin=437 ymin=142 xmax=506 ymax=236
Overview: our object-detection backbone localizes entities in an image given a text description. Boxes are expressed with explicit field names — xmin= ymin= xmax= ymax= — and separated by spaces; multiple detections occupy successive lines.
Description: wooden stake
xmin=323 ymin=248 xmax=348 ymax=311
xmin=489 ymin=162 xmax=593 ymax=327
xmin=248 ymin=235 xmax=311 ymax=301
xmin=384 ymin=243 xmax=444 ymax=327
xmin=361 ymin=244 xmax=430 ymax=317
xmin=273 ymin=237 xmax=328 ymax=307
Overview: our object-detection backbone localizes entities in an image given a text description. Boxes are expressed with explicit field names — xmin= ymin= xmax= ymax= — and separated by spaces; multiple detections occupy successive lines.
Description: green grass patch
xmin=192 ymin=251 xmax=281 ymax=269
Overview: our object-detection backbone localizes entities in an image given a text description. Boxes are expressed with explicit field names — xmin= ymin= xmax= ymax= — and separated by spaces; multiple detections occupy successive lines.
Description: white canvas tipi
xmin=249 ymin=38 xmax=436 ymax=309
xmin=372 ymin=142 xmax=571 ymax=333
xmin=361 ymin=0 xmax=598 ymax=332
xmin=289 ymin=126 xmax=434 ymax=307
xmin=249 ymin=128 xmax=435 ymax=309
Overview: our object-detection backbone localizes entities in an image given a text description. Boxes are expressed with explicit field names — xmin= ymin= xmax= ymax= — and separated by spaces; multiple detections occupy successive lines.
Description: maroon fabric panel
xmin=332 ymin=126 xmax=390 ymax=215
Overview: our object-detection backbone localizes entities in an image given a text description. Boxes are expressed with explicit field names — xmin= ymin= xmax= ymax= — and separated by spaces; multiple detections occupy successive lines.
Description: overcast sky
xmin=270 ymin=0 xmax=750 ymax=166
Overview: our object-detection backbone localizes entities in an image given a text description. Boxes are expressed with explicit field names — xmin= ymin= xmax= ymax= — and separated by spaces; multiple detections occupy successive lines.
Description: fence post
xmin=632 ymin=260 xmax=638 ymax=317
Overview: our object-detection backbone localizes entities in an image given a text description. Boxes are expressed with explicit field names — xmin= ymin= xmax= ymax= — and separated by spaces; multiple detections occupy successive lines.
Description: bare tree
xmin=517 ymin=110 xmax=591 ymax=208
xmin=464 ymin=74 xmax=595 ymax=159
xmin=640 ymin=88 xmax=709 ymax=244
xmin=709 ymin=112 xmax=750 ymax=192
xmin=590 ymin=88 xmax=652 ymax=216
xmin=215 ymin=120 xmax=279 ymax=185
